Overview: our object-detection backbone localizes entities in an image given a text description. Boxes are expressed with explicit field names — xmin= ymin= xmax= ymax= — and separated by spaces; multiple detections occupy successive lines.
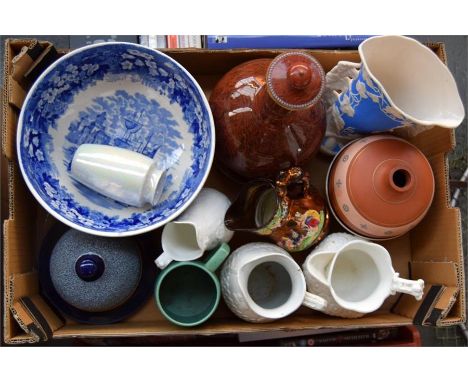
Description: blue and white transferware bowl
xmin=17 ymin=43 xmax=215 ymax=237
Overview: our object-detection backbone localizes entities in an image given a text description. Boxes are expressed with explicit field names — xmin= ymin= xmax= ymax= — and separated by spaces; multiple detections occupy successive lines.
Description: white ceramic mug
xmin=220 ymin=242 xmax=325 ymax=323
xmin=155 ymin=188 xmax=234 ymax=269
xmin=70 ymin=144 xmax=166 ymax=208
xmin=302 ymin=233 xmax=425 ymax=318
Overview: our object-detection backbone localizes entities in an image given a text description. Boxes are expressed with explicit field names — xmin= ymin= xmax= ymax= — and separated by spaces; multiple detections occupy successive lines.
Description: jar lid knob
xmin=266 ymin=52 xmax=325 ymax=110
xmin=75 ymin=253 xmax=105 ymax=282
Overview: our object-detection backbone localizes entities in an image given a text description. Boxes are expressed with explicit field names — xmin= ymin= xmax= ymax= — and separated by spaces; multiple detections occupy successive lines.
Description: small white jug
xmin=220 ymin=242 xmax=325 ymax=323
xmin=302 ymin=233 xmax=424 ymax=318
xmin=70 ymin=144 xmax=166 ymax=208
xmin=155 ymin=188 xmax=234 ymax=269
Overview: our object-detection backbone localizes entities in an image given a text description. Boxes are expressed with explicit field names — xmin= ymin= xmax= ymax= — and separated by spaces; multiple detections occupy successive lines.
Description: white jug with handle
xmin=302 ymin=233 xmax=424 ymax=318
xmin=155 ymin=188 xmax=234 ymax=269
xmin=220 ymin=242 xmax=325 ymax=323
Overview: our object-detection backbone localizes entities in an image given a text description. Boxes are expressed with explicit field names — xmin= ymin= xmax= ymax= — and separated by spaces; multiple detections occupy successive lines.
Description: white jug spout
xmin=304 ymin=251 xmax=335 ymax=285
xmin=158 ymin=221 xmax=204 ymax=268
xmin=391 ymin=273 xmax=424 ymax=300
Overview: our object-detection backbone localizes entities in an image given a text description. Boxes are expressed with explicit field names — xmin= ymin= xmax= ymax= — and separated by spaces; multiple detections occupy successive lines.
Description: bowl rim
xmin=16 ymin=42 xmax=215 ymax=237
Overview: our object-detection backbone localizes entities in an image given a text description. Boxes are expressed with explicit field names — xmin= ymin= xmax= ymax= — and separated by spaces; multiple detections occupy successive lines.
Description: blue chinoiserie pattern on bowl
xmin=17 ymin=42 xmax=214 ymax=236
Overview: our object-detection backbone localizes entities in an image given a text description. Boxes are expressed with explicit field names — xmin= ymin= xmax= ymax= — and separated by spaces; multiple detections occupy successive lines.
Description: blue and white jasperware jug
xmin=321 ymin=35 xmax=465 ymax=155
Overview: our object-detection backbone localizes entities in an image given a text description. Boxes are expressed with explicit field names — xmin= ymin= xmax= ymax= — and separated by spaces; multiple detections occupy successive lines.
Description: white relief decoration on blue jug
xmin=332 ymin=67 xmax=417 ymax=134
xmin=19 ymin=44 xmax=212 ymax=232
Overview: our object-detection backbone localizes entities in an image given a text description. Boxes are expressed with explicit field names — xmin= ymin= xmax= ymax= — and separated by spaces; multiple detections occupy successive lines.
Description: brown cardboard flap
xmin=165 ymin=49 xmax=361 ymax=75
xmin=8 ymin=272 xmax=65 ymax=342
xmin=9 ymin=271 xmax=39 ymax=297
xmin=9 ymin=301 xmax=41 ymax=343
xmin=19 ymin=295 xmax=65 ymax=340
xmin=393 ymin=261 xmax=460 ymax=325
xmin=23 ymin=44 xmax=59 ymax=86
xmin=2 ymin=103 xmax=17 ymax=160
xmin=412 ymin=261 xmax=459 ymax=286
xmin=52 ymin=313 xmax=411 ymax=339
xmin=408 ymin=127 xmax=455 ymax=159
xmin=411 ymin=160 xmax=462 ymax=264
xmin=7 ymin=272 xmax=40 ymax=343
xmin=8 ymin=76 xmax=26 ymax=109
xmin=394 ymin=284 xmax=438 ymax=320
xmin=2 ymin=38 xmax=14 ymax=159
xmin=4 ymin=218 xmax=34 ymax=276
xmin=430 ymin=287 xmax=459 ymax=325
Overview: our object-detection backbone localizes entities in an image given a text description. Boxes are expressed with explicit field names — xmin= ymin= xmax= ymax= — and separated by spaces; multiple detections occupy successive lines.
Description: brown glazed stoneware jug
xmin=327 ymin=135 xmax=435 ymax=240
xmin=225 ymin=167 xmax=329 ymax=252
xmin=210 ymin=52 xmax=326 ymax=179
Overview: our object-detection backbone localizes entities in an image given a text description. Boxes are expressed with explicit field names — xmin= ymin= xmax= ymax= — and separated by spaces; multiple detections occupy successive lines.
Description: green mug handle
xmin=204 ymin=243 xmax=231 ymax=273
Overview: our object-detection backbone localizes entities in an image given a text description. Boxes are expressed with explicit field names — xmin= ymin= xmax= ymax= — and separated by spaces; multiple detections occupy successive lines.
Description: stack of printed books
xmin=138 ymin=35 xmax=373 ymax=49
xmin=139 ymin=35 xmax=203 ymax=48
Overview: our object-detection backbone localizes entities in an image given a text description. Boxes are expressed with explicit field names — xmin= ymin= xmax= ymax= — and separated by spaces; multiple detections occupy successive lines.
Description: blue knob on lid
xmin=75 ymin=253 xmax=105 ymax=282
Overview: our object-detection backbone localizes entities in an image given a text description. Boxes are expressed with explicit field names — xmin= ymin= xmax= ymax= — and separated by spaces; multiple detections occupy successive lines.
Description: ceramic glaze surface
xmin=38 ymin=225 xmax=157 ymax=324
xmin=302 ymin=235 xmax=424 ymax=318
xmin=154 ymin=243 xmax=230 ymax=327
xmin=220 ymin=242 xmax=309 ymax=323
xmin=70 ymin=144 xmax=166 ymax=208
xmin=210 ymin=53 xmax=326 ymax=179
xmin=156 ymin=188 xmax=234 ymax=269
xmin=327 ymin=135 xmax=434 ymax=240
xmin=225 ymin=167 xmax=329 ymax=252
xmin=49 ymin=229 xmax=142 ymax=312
xmin=321 ymin=35 xmax=465 ymax=155
xmin=17 ymin=43 xmax=214 ymax=236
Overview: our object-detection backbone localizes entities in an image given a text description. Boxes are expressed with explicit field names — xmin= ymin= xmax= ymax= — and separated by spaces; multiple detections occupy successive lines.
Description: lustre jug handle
xmin=276 ymin=167 xmax=311 ymax=203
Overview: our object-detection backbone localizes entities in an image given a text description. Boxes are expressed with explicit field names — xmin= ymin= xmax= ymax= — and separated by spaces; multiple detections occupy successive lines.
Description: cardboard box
xmin=1 ymin=39 xmax=465 ymax=344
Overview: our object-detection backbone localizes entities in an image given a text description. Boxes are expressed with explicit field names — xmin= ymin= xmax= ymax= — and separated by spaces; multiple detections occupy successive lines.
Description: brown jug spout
xmin=224 ymin=180 xmax=280 ymax=232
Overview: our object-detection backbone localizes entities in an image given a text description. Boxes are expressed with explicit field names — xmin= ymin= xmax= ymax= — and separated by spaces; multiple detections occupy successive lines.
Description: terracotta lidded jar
xmin=327 ymin=135 xmax=435 ymax=240
xmin=210 ymin=52 xmax=326 ymax=179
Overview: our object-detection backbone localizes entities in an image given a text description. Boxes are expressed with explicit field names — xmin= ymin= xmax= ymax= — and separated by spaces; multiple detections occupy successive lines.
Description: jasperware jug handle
xmin=323 ymin=61 xmax=362 ymax=108
xmin=302 ymin=292 xmax=328 ymax=312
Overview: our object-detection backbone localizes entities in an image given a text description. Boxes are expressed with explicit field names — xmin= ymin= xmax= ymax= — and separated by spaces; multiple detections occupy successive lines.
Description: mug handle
xmin=204 ymin=243 xmax=231 ymax=273
xmin=302 ymin=292 xmax=328 ymax=312
xmin=323 ymin=61 xmax=362 ymax=108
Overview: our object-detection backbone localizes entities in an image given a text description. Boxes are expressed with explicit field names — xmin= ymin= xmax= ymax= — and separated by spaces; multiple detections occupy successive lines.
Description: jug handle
xmin=302 ymin=292 xmax=328 ymax=312
xmin=323 ymin=61 xmax=361 ymax=108
xmin=155 ymin=252 xmax=173 ymax=269
xmin=391 ymin=273 xmax=425 ymax=300
xmin=276 ymin=167 xmax=311 ymax=201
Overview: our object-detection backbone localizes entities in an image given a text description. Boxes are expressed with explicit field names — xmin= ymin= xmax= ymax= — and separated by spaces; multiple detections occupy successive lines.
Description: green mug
xmin=154 ymin=243 xmax=230 ymax=327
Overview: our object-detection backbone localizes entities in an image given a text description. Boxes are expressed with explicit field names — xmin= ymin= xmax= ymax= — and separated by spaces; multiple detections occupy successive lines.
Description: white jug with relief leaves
xmin=301 ymin=233 xmax=425 ymax=318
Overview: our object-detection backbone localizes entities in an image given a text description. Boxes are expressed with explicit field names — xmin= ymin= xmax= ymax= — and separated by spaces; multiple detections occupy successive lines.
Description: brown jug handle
xmin=276 ymin=167 xmax=311 ymax=202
